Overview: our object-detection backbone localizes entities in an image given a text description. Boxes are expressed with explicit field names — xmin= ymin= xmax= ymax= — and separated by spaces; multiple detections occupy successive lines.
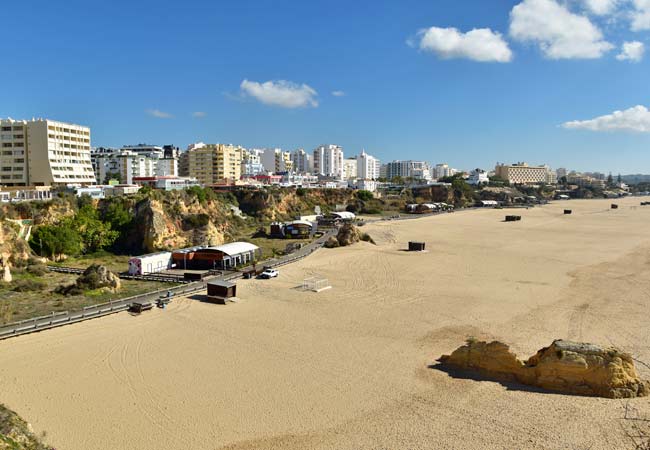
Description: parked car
xmin=258 ymin=269 xmax=279 ymax=279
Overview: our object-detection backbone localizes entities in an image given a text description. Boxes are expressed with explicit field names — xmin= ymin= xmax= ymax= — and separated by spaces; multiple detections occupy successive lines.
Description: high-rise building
xmin=0 ymin=118 xmax=95 ymax=186
xmin=291 ymin=149 xmax=312 ymax=174
xmin=433 ymin=163 xmax=457 ymax=180
xmin=357 ymin=150 xmax=381 ymax=180
xmin=241 ymin=148 xmax=266 ymax=177
xmin=384 ymin=160 xmax=431 ymax=181
xmin=260 ymin=148 xmax=293 ymax=173
xmin=313 ymin=144 xmax=344 ymax=179
xmin=343 ymin=158 xmax=358 ymax=180
xmin=186 ymin=144 xmax=243 ymax=185
xmin=495 ymin=162 xmax=553 ymax=185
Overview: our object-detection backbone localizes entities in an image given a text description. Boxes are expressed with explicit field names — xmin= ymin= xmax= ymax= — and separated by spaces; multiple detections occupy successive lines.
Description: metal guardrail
xmin=0 ymin=228 xmax=338 ymax=340
xmin=47 ymin=266 xmax=186 ymax=284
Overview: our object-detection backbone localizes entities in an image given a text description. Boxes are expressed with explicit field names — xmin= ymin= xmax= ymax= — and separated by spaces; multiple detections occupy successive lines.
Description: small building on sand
xmin=283 ymin=220 xmax=314 ymax=238
xmin=172 ymin=242 xmax=260 ymax=270
xmin=206 ymin=280 xmax=237 ymax=304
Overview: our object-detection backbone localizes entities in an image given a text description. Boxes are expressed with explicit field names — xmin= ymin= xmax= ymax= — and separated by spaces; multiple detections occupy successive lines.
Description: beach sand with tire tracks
xmin=2 ymin=198 xmax=650 ymax=449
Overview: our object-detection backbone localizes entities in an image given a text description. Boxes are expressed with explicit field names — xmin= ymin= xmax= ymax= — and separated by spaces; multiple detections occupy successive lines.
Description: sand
xmin=2 ymin=198 xmax=650 ymax=449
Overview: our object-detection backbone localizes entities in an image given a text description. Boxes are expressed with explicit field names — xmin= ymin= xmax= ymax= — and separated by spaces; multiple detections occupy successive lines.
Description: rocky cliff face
xmin=439 ymin=339 xmax=650 ymax=399
xmin=0 ymin=403 xmax=53 ymax=450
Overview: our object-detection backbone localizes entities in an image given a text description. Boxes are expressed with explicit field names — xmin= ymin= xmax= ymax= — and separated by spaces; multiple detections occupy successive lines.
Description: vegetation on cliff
xmin=0 ymin=404 xmax=52 ymax=450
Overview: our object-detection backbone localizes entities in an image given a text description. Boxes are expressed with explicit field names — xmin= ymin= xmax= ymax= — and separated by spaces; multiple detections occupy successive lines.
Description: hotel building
xmin=1 ymin=118 xmax=96 ymax=186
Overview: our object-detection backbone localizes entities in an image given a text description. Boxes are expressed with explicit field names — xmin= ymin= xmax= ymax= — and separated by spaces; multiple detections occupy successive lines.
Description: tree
xmin=71 ymin=205 xmax=119 ymax=253
xmin=357 ymin=190 xmax=374 ymax=201
xmin=617 ymin=173 xmax=622 ymax=184
xmin=30 ymin=225 xmax=82 ymax=260
xmin=607 ymin=173 xmax=614 ymax=185
xmin=103 ymin=172 xmax=122 ymax=184
xmin=391 ymin=176 xmax=404 ymax=185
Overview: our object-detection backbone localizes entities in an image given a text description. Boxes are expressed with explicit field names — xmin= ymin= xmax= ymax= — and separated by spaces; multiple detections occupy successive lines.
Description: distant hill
xmin=621 ymin=174 xmax=650 ymax=184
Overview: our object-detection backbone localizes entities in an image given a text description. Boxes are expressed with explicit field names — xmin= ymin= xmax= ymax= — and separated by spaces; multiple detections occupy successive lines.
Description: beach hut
xmin=505 ymin=215 xmax=521 ymax=222
xmin=611 ymin=204 xmax=619 ymax=209
xmin=129 ymin=299 xmax=153 ymax=314
xmin=408 ymin=242 xmax=426 ymax=251
xmin=480 ymin=200 xmax=499 ymax=208
xmin=206 ymin=280 xmax=237 ymax=304
xmin=564 ymin=209 xmax=572 ymax=215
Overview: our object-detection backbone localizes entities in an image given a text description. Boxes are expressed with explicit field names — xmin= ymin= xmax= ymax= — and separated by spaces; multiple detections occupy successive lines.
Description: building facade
xmin=291 ymin=148 xmax=312 ymax=174
xmin=495 ymin=162 xmax=554 ymax=185
xmin=357 ymin=150 xmax=381 ymax=180
xmin=467 ymin=168 xmax=489 ymax=185
xmin=260 ymin=148 xmax=293 ymax=174
xmin=1 ymin=118 xmax=96 ymax=186
xmin=384 ymin=160 xmax=431 ymax=181
xmin=313 ymin=144 xmax=344 ymax=179
xmin=187 ymin=144 xmax=243 ymax=185
xmin=343 ymin=158 xmax=358 ymax=180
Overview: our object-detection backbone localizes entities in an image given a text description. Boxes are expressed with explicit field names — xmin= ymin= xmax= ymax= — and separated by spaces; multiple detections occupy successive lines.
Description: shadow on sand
xmin=428 ymin=361 xmax=568 ymax=397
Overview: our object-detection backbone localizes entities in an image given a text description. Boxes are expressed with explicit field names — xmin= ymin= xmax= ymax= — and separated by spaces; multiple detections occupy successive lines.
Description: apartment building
xmin=260 ymin=148 xmax=293 ymax=173
xmin=1 ymin=118 xmax=96 ymax=186
xmin=343 ymin=158 xmax=358 ymax=180
xmin=495 ymin=162 xmax=554 ymax=184
xmin=384 ymin=160 xmax=432 ymax=181
xmin=291 ymin=148 xmax=312 ymax=174
xmin=187 ymin=144 xmax=243 ymax=185
xmin=313 ymin=144 xmax=344 ymax=179
xmin=433 ymin=163 xmax=457 ymax=180
xmin=357 ymin=150 xmax=381 ymax=180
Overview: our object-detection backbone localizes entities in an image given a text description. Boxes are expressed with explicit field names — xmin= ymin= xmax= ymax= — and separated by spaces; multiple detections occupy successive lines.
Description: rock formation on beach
xmin=439 ymin=339 xmax=650 ymax=399
xmin=56 ymin=264 xmax=121 ymax=296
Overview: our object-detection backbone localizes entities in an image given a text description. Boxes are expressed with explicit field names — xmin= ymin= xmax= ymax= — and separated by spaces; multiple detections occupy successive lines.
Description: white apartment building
xmin=1 ymin=118 xmax=95 ymax=186
xmin=495 ymin=162 xmax=554 ymax=185
xmin=384 ymin=160 xmax=432 ymax=181
xmin=313 ymin=144 xmax=344 ymax=179
xmin=433 ymin=163 xmax=457 ymax=180
xmin=467 ymin=168 xmax=489 ymax=185
xmin=261 ymin=148 xmax=293 ymax=173
xmin=92 ymin=148 xmax=156 ymax=185
xmin=357 ymin=150 xmax=381 ymax=180
xmin=343 ymin=158 xmax=358 ymax=180
xmin=241 ymin=148 xmax=266 ymax=177
xmin=291 ymin=148 xmax=312 ymax=174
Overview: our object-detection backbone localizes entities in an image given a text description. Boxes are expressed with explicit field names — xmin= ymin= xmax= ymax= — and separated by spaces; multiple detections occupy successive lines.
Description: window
xmin=1 ymin=127 xmax=11 ymax=132
xmin=2 ymin=143 xmax=11 ymax=148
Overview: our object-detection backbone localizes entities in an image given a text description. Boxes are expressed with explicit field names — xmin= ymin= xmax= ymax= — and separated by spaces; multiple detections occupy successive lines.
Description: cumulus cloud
xmin=146 ymin=109 xmax=173 ymax=119
xmin=581 ymin=0 xmax=620 ymax=15
xmin=616 ymin=41 xmax=645 ymax=61
xmin=412 ymin=26 xmax=513 ymax=62
xmin=240 ymin=79 xmax=318 ymax=108
xmin=631 ymin=0 xmax=650 ymax=30
xmin=192 ymin=111 xmax=207 ymax=118
xmin=562 ymin=105 xmax=650 ymax=132
xmin=332 ymin=90 xmax=346 ymax=97
xmin=510 ymin=0 xmax=614 ymax=59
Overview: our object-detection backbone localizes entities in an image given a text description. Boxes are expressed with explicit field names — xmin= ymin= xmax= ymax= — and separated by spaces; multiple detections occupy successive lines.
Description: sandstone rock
xmin=1 ymin=265 xmax=11 ymax=283
xmin=76 ymin=264 xmax=121 ymax=293
xmin=336 ymin=224 xmax=361 ymax=246
xmin=323 ymin=236 xmax=340 ymax=248
xmin=439 ymin=339 xmax=650 ymax=399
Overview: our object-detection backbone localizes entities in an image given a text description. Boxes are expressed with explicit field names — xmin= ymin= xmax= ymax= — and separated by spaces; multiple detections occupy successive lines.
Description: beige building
xmin=1 ymin=118 xmax=95 ymax=186
xmin=495 ymin=162 xmax=553 ymax=185
xmin=187 ymin=144 xmax=243 ymax=185
xmin=343 ymin=157 xmax=358 ymax=180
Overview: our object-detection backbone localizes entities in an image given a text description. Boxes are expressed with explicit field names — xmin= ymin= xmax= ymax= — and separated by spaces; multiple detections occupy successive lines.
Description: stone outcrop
xmin=336 ymin=224 xmax=362 ymax=246
xmin=439 ymin=339 xmax=650 ymax=399
xmin=77 ymin=264 xmax=121 ymax=292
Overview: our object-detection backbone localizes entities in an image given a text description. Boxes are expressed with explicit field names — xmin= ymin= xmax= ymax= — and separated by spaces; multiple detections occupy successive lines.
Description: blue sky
xmin=2 ymin=0 xmax=650 ymax=173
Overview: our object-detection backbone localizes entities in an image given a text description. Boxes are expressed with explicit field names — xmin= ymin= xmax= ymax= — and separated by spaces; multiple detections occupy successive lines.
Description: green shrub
xmin=12 ymin=279 xmax=46 ymax=292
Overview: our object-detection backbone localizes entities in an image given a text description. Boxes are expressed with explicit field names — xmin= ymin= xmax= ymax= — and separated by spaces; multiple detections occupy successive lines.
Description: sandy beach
xmin=2 ymin=197 xmax=650 ymax=449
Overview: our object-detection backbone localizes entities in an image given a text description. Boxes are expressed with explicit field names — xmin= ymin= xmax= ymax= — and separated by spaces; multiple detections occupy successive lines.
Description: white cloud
xmin=510 ymin=0 xmax=614 ymax=59
xmin=562 ymin=105 xmax=650 ymax=132
xmin=240 ymin=79 xmax=318 ymax=108
xmin=631 ymin=0 xmax=650 ymax=31
xmin=582 ymin=0 xmax=620 ymax=15
xmin=192 ymin=111 xmax=207 ymax=118
xmin=413 ymin=26 xmax=513 ymax=62
xmin=146 ymin=109 xmax=173 ymax=119
xmin=332 ymin=90 xmax=346 ymax=97
xmin=616 ymin=41 xmax=645 ymax=61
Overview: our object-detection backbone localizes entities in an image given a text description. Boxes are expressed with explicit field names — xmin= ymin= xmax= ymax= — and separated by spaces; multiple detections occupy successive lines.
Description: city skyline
xmin=2 ymin=0 xmax=650 ymax=173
